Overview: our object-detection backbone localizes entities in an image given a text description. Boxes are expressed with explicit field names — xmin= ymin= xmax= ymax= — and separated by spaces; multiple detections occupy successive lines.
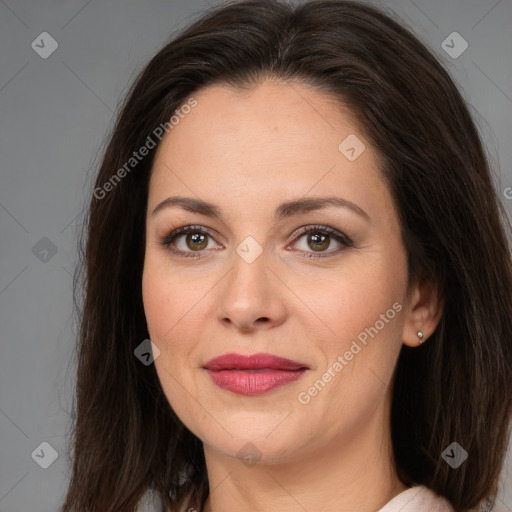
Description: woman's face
xmin=142 ymin=80 xmax=411 ymax=464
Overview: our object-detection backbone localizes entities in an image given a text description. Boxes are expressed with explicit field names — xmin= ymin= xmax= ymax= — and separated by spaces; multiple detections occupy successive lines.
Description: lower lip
xmin=205 ymin=369 xmax=307 ymax=395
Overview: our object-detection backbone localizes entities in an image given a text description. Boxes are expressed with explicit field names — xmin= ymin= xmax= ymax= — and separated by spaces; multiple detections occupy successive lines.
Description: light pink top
xmin=377 ymin=485 xmax=456 ymax=512
xmin=140 ymin=484 xmax=487 ymax=511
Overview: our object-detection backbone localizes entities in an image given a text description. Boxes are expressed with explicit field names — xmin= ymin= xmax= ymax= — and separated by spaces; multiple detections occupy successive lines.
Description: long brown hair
xmin=61 ymin=1 xmax=512 ymax=511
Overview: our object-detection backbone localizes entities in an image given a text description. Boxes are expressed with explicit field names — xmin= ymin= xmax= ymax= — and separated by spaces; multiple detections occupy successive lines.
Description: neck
xmin=200 ymin=395 xmax=407 ymax=512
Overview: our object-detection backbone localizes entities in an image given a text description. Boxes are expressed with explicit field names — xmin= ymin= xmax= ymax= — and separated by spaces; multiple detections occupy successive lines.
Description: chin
xmin=198 ymin=419 xmax=313 ymax=465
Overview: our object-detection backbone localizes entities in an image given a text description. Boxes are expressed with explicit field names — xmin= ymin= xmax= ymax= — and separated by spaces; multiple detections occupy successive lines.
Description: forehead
xmin=148 ymin=80 xmax=389 ymax=223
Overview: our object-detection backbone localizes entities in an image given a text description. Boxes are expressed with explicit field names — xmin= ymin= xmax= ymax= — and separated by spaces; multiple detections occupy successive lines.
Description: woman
xmin=61 ymin=1 xmax=512 ymax=511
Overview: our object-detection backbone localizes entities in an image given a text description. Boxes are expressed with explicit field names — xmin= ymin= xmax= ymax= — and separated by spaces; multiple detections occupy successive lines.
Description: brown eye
xmin=185 ymin=232 xmax=208 ymax=251
xmin=290 ymin=225 xmax=353 ymax=258
xmin=306 ymin=232 xmax=330 ymax=251
xmin=160 ymin=224 xmax=353 ymax=260
xmin=159 ymin=225 xmax=220 ymax=259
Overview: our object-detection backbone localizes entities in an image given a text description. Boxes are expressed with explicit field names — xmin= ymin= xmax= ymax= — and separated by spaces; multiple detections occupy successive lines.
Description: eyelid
xmin=158 ymin=225 xmax=220 ymax=250
xmin=288 ymin=224 xmax=354 ymax=246
xmin=159 ymin=224 xmax=354 ymax=258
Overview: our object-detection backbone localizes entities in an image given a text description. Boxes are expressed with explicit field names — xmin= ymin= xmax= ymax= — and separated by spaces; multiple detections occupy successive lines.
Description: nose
xmin=216 ymin=245 xmax=288 ymax=333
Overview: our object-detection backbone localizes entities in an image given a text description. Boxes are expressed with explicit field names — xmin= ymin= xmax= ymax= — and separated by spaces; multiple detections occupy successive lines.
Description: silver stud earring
xmin=417 ymin=331 xmax=424 ymax=344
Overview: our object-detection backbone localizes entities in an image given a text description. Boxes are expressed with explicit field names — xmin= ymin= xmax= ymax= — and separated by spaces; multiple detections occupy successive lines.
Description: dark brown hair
xmin=61 ymin=1 xmax=512 ymax=511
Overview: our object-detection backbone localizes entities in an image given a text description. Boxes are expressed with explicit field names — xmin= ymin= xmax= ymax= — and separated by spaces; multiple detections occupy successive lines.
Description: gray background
xmin=0 ymin=0 xmax=511 ymax=511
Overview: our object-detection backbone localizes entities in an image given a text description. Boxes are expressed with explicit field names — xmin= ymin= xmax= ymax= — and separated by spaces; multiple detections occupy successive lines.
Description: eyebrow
xmin=151 ymin=195 xmax=370 ymax=222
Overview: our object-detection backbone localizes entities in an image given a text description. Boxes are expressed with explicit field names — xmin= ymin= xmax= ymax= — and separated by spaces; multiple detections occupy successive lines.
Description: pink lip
xmin=203 ymin=353 xmax=309 ymax=396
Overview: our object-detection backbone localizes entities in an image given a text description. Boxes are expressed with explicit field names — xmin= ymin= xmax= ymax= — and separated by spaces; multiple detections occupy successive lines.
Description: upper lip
xmin=203 ymin=352 xmax=309 ymax=371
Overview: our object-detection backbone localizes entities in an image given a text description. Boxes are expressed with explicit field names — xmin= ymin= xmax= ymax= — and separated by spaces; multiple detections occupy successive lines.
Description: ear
xmin=401 ymin=277 xmax=444 ymax=347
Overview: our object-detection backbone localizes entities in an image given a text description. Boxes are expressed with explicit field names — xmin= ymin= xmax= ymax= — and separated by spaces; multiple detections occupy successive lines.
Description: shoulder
xmin=377 ymin=485 xmax=458 ymax=512
xmin=135 ymin=488 xmax=200 ymax=512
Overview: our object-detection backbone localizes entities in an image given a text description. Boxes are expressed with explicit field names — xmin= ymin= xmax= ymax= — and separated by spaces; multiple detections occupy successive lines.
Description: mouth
xmin=203 ymin=352 xmax=309 ymax=395
xmin=203 ymin=352 xmax=308 ymax=371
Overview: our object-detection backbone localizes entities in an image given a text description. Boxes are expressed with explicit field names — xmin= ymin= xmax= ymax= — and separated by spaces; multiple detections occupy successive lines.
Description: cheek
xmin=295 ymin=270 xmax=405 ymax=442
xmin=296 ymin=247 xmax=407 ymax=399
xmin=142 ymin=259 xmax=194 ymax=387
xmin=293 ymin=250 xmax=406 ymax=344
xmin=142 ymin=266 xmax=172 ymax=344
xmin=141 ymin=252 xmax=217 ymax=399
xmin=142 ymin=252 xmax=206 ymax=346
xmin=142 ymin=258 xmax=205 ymax=424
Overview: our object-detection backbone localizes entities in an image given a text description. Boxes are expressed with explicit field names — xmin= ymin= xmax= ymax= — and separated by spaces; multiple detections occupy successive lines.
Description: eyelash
xmin=158 ymin=224 xmax=354 ymax=259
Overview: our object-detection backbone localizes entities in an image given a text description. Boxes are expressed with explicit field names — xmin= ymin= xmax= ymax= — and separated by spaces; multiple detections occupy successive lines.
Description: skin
xmin=142 ymin=79 xmax=443 ymax=512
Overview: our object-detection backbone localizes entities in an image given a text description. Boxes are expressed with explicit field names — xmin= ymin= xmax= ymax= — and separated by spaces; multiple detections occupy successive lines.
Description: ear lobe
xmin=401 ymin=277 xmax=444 ymax=347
